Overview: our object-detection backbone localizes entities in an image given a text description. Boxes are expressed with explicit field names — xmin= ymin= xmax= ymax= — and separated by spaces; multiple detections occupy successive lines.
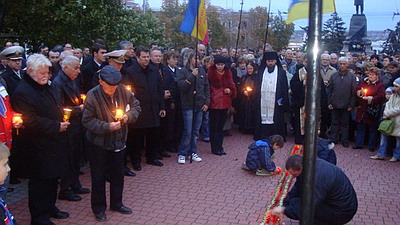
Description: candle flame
xmin=115 ymin=109 xmax=124 ymax=120
xmin=12 ymin=113 xmax=22 ymax=124
xmin=80 ymin=94 xmax=86 ymax=101
xmin=246 ymin=86 xmax=253 ymax=92
xmin=126 ymin=85 xmax=132 ymax=91
xmin=63 ymin=108 xmax=72 ymax=122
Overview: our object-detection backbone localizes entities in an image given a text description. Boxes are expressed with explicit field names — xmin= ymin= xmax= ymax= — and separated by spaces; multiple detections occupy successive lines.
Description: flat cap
xmin=99 ymin=65 xmax=122 ymax=85
xmin=0 ymin=46 xmax=24 ymax=60
xmin=104 ymin=50 xmax=127 ymax=63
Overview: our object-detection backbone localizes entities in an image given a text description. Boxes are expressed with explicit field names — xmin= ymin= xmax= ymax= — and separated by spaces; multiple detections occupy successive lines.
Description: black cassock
xmin=253 ymin=65 xmax=289 ymax=141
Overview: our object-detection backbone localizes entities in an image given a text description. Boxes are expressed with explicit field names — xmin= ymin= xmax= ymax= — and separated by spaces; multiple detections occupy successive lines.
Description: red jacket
xmin=0 ymin=95 xmax=15 ymax=148
xmin=354 ymin=78 xmax=385 ymax=125
xmin=208 ymin=67 xmax=237 ymax=109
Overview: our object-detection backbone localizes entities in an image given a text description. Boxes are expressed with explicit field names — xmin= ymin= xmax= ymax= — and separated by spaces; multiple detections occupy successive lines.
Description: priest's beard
xmin=267 ymin=65 xmax=275 ymax=73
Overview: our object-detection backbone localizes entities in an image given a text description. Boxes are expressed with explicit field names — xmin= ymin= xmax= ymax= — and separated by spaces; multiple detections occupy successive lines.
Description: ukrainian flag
xmin=286 ymin=0 xmax=336 ymax=24
xmin=180 ymin=0 xmax=209 ymax=45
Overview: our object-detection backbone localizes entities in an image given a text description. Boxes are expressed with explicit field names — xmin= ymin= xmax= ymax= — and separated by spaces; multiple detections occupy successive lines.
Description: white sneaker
xmin=178 ymin=155 xmax=185 ymax=164
xmin=191 ymin=153 xmax=202 ymax=162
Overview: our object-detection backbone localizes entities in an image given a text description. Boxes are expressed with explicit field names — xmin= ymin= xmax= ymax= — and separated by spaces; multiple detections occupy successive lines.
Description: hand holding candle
xmin=80 ymin=94 xmax=86 ymax=103
xmin=63 ymin=108 xmax=72 ymax=122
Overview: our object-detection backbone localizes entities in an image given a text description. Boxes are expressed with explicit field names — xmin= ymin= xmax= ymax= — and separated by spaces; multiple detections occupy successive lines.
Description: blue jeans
xmin=201 ymin=111 xmax=210 ymax=140
xmin=179 ymin=109 xmax=203 ymax=156
xmin=377 ymin=135 xmax=400 ymax=159
xmin=355 ymin=122 xmax=378 ymax=149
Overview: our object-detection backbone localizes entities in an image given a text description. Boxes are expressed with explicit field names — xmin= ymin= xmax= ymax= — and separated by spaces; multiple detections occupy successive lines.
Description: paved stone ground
xmin=7 ymin=130 xmax=400 ymax=225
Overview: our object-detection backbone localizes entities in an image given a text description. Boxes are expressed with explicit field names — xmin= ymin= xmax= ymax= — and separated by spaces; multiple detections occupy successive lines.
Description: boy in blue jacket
xmin=241 ymin=135 xmax=284 ymax=176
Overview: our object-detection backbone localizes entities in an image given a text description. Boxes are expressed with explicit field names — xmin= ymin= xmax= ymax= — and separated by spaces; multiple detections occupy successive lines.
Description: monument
xmin=341 ymin=0 xmax=373 ymax=54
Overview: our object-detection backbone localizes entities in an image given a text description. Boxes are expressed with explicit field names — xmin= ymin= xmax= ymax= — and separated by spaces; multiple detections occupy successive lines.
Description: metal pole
xmin=262 ymin=0 xmax=271 ymax=50
xmin=300 ymin=0 xmax=322 ymax=224
xmin=234 ymin=0 xmax=244 ymax=59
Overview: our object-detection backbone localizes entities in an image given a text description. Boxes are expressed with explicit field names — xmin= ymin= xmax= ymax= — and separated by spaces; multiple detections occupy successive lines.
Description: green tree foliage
xmin=382 ymin=21 xmax=400 ymax=55
xmin=206 ymin=5 xmax=229 ymax=49
xmin=3 ymin=0 xmax=165 ymax=50
xmin=321 ymin=12 xmax=346 ymax=53
xmin=248 ymin=7 xmax=294 ymax=50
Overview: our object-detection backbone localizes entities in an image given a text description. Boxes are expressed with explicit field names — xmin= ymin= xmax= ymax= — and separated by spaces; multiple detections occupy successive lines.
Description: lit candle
xmin=126 ymin=85 xmax=132 ymax=92
xmin=115 ymin=109 xmax=124 ymax=121
xmin=63 ymin=108 xmax=72 ymax=122
xmin=364 ymin=88 xmax=368 ymax=96
xmin=275 ymin=166 xmax=282 ymax=174
xmin=12 ymin=113 xmax=22 ymax=135
xmin=80 ymin=94 xmax=86 ymax=102
xmin=246 ymin=86 xmax=253 ymax=92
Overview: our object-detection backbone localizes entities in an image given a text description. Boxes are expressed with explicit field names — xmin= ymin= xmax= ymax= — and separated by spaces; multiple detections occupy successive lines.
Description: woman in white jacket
xmin=371 ymin=78 xmax=400 ymax=162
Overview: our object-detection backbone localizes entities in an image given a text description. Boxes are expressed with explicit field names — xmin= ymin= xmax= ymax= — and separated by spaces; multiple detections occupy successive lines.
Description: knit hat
xmin=385 ymin=87 xmax=393 ymax=94
xmin=394 ymin=77 xmax=400 ymax=87
xmin=213 ymin=55 xmax=227 ymax=64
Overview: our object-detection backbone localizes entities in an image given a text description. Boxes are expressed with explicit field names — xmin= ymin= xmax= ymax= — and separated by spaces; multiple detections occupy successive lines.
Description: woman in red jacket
xmin=353 ymin=67 xmax=385 ymax=151
xmin=208 ymin=56 xmax=237 ymax=155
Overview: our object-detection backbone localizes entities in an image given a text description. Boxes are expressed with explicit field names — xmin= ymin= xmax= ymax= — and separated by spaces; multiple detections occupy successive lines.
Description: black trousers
xmin=292 ymin=108 xmax=304 ymax=144
xmin=209 ymin=109 xmax=228 ymax=153
xmin=28 ymin=177 xmax=59 ymax=224
xmin=320 ymin=106 xmax=331 ymax=138
xmin=89 ymin=143 xmax=124 ymax=214
xmin=285 ymin=197 xmax=355 ymax=225
xmin=330 ymin=109 xmax=350 ymax=143
xmin=127 ymin=127 xmax=158 ymax=164
xmin=60 ymin=150 xmax=82 ymax=193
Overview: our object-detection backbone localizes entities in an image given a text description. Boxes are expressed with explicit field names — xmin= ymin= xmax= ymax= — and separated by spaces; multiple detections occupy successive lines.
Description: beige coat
xmin=320 ymin=65 xmax=337 ymax=82
xmin=384 ymin=92 xmax=400 ymax=137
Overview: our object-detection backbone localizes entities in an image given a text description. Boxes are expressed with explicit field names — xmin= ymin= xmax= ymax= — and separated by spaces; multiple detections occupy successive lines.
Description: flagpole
xmin=190 ymin=0 xmax=200 ymax=164
xmin=263 ymin=0 xmax=271 ymax=51
xmin=234 ymin=0 xmax=244 ymax=59
xmin=300 ymin=0 xmax=322 ymax=224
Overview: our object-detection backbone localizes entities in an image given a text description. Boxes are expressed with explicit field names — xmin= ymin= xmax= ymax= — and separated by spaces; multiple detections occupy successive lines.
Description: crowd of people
xmin=0 ymin=39 xmax=399 ymax=224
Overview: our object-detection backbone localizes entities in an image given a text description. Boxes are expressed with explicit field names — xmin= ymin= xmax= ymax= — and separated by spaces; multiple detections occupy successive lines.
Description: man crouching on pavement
xmin=271 ymin=155 xmax=358 ymax=225
xmin=82 ymin=65 xmax=141 ymax=222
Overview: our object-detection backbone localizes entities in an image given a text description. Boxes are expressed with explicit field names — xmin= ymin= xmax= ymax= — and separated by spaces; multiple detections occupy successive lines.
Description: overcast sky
xmin=147 ymin=0 xmax=400 ymax=30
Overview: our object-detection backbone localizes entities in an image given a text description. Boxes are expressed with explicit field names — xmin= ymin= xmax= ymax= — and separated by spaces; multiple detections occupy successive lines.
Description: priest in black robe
xmin=253 ymin=51 xmax=289 ymax=141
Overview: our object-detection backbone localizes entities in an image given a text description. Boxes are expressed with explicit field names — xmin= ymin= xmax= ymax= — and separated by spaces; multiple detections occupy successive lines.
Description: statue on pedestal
xmin=354 ymin=0 xmax=364 ymax=15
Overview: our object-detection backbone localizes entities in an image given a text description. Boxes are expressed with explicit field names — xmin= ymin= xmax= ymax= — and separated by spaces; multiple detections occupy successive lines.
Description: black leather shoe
xmin=124 ymin=167 xmax=136 ymax=177
xmin=342 ymin=142 xmax=349 ymax=148
xmin=146 ymin=160 xmax=164 ymax=166
xmin=220 ymin=150 xmax=227 ymax=155
xmin=352 ymin=145 xmax=363 ymax=149
xmin=212 ymin=151 xmax=223 ymax=156
xmin=31 ymin=220 xmax=56 ymax=225
xmin=73 ymin=187 xmax=90 ymax=194
xmin=50 ymin=211 xmax=69 ymax=219
xmin=368 ymin=148 xmax=375 ymax=152
xmin=133 ymin=162 xmax=142 ymax=171
xmin=160 ymin=151 xmax=171 ymax=158
xmin=110 ymin=206 xmax=133 ymax=215
xmin=58 ymin=193 xmax=82 ymax=201
xmin=94 ymin=212 xmax=107 ymax=222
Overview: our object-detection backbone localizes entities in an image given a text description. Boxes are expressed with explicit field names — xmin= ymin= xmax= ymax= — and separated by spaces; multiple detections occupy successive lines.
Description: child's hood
xmin=248 ymin=139 xmax=271 ymax=149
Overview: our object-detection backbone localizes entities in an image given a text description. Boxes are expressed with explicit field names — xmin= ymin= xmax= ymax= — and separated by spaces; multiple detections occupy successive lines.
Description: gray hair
xmin=338 ymin=57 xmax=348 ymax=63
xmin=74 ymin=48 xmax=82 ymax=53
xmin=119 ymin=41 xmax=133 ymax=50
xmin=27 ymin=54 xmax=52 ymax=71
xmin=321 ymin=53 xmax=330 ymax=59
xmin=330 ymin=53 xmax=338 ymax=58
xmin=60 ymin=50 xmax=74 ymax=60
xmin=61 ymin=56 xmax=79 ymax=68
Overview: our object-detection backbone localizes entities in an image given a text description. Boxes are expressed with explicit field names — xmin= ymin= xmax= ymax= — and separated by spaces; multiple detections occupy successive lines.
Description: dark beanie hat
xmin=214 ymin=55 xmax=227 ymax=64
xmin=264 ymin=51 xmax=279 ymax=60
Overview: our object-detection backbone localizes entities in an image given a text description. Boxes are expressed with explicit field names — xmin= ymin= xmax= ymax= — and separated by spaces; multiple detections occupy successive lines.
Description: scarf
xmin=261 ymin=65 xmax=278 ymax=124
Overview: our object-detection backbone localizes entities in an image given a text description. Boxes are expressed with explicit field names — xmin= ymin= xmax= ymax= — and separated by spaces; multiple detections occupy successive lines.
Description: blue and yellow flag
xmin=286 ymin=0 xmax=336 ymax=24
xmin=180 ymin=0 xmax=209 ymax=45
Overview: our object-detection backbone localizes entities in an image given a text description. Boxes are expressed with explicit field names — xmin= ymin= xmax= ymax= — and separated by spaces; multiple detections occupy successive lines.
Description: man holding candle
xmin=82 ymin=65 xmax=141 ymax=221
xmin=11 ymin=54 xmax=71 ymax=225
xmin=52 ymin=56 xmax=91 ymax=202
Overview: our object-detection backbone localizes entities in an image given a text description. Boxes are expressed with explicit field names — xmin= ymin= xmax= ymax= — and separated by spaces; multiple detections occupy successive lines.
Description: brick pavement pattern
xmin=8 ymin=131 xmax=400 ymax=225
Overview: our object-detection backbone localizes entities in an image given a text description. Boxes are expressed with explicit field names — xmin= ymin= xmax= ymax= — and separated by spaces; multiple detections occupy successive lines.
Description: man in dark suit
xmin=11 ymin=54 xmax=70 ymax=225
xmin=80 ymin=44 xmax=106 ymax=93
xmin=52 ymin=56 xmax=90 ymax=202
xmin=0 ymin=46 xmax=25 ymax=96
xmin=124 ymin=46 xmax=166 ymax=171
